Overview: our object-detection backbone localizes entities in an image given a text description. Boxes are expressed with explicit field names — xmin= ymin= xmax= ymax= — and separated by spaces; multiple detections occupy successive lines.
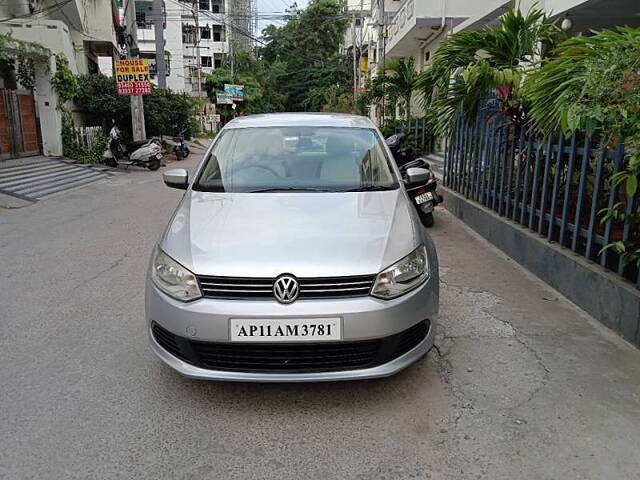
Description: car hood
xmin=161 ymin=189 xmax=419 ymax=278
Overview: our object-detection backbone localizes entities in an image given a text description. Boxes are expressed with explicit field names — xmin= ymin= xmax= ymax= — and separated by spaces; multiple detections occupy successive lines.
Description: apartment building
xmin=0 ymin=0 xmax=116 ymax=157
xmin=451 ymin=0 xmax=639 ymax=33
xmin=133 ymin=0 xmax=230 ymax=95
xmin=344 ymin=0 xmax=402 ymax=122
xmin=132 ymin=0 xmax=254 ymax=96
xmin=346 ymin=0 xmax=640 ymax=123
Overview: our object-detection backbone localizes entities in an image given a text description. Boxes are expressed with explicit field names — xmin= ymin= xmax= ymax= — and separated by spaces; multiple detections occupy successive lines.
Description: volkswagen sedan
xmin=146 ymin=113 xmax=439 ymax=381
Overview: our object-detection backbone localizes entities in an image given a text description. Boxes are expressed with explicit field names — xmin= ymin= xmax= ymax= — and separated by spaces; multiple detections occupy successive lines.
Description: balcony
xmin=546 ymin=0 xmax=640 ymax=32
xmin=137 ymin=26 xmax=155 ymax=42
xmin=386 ymin=0 xmax=502 ymax=57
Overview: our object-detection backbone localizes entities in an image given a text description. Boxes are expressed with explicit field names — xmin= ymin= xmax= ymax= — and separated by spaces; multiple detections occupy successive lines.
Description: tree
xmin=524 ymin=27 xmax=640 ymax=267
xmin=376 ymin=57 xmax=418 ymax=119
xmin=74 ymin=74 xmax=197 ymax=138
xmin=416 ymin=8 xmax=561 ymax=136
xmin=143 ymin=88 xmax=198 ymax=137
xmin=74 ymin=74 xmax=130 ymax=130
xmin=258 ymin=0 xmax=352 ymax=112
xmin=206 ymin=64 xmax=282 ymax=118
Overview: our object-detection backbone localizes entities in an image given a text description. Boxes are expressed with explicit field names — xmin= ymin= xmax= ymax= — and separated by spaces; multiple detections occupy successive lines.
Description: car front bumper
xmin=145 ymin=274 xmax=438 ymax=382
xmin=148 ymin=322 xmax=434 ymax=382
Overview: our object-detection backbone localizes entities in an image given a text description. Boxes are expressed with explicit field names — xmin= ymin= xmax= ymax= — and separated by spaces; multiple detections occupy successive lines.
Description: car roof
xmin=223 ymin=113 xmax=376 ymax=130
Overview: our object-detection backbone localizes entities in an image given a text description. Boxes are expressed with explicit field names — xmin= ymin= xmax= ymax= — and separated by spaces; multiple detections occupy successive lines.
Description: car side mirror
xmin=163 ymin=168 xmax=188 ymax=189
xmin=405 ymin=167 xmax=429 ymax=185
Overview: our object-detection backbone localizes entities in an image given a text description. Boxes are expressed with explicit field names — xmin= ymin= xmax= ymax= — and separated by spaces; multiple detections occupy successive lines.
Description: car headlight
xmin=150 ymin=246 xmax=202 ymax=302
xmin=371 ymin=245 xmax=429 ymax=299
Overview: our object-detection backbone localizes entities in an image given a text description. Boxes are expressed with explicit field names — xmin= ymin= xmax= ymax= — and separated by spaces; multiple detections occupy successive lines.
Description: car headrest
xmin=297 ymin=137 xmax=313 ymax=150
xmin=246 ymin=132 xmax=283 ymax=157
xmin=325 ymin=135 xmax=353 ymax=155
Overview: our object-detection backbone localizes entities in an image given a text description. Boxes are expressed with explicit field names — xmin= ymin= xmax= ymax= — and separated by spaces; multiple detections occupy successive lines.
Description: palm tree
xmin=416 ymin=8 xmax=561 ymax=136
xmin=376 ymin=57 xmax=419 ymax=119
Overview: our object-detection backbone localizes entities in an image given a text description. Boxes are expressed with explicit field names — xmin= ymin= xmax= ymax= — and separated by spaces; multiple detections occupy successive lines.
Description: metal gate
xmin=0 ymin=89 xmax=40 ymax=161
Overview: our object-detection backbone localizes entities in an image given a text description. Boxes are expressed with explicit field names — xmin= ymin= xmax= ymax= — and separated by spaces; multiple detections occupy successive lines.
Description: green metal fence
xmin=445 ymin=114 xmax=640 ymax=290
xmin=393 ymin=118 xmax=435 ymax=154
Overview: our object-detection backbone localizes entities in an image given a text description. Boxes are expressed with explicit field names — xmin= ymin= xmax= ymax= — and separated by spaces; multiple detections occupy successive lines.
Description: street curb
xmin=441 ymin=187 xmax=640 ymax=346
xmin=0 ymin=191 xmax=35 ymax=209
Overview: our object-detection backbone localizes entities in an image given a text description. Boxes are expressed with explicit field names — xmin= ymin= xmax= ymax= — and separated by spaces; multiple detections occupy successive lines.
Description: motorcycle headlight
xmin=150 ymin=246 xmax=202 ymax=302
xmin=371 ymin=245 xmax=429 ymax=299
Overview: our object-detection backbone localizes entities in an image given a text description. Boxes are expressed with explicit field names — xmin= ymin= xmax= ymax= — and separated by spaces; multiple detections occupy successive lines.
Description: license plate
xmin=230 ymin=318 xmax=342 ymax=342
xmin=415 ymin=191 xmax=434 ymax=205
xmin=155 ymin=153 xmax=163 ymax=160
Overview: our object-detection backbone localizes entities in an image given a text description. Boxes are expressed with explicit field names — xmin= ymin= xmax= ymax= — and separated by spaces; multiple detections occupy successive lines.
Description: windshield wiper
xmin=341 ymin=185 xmax=397 ymax=192
xmin=249 ymin=187 xmax=330 ymax=193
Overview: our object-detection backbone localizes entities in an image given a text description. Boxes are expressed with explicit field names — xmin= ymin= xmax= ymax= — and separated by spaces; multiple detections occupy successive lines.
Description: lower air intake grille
xmin=152 ymin=320 xmax=429 ymax=374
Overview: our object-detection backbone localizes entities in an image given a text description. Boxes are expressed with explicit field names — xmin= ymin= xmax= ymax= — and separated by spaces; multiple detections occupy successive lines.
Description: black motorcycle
xmin=172 ymin=132 xmax=190 ymax=160
xmin=386 ymin=134 xmax=441 ymax=227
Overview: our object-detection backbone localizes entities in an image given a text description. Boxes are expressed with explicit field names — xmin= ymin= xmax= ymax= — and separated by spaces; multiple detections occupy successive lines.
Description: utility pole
xmin=124 ymin=0 xmax=146 ymax=140
xmin=153 ymin=0 xmax=167 ymax=89
xmin=377 ymin=0 xmax=385 ymax=125
xmin=352 ymin=11 xmax=357 ymax=105
xmin=358 ymin=0 xmax=364 ymax=78
xmin=230 ymin=39 xmax=234 ymax=79
xmin=193 ymin=0 xmax=204 ymax=130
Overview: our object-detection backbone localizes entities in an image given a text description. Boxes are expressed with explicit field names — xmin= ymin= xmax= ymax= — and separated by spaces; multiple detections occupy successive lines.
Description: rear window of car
xmin=193 ymin=126 xmax=399 ymax=193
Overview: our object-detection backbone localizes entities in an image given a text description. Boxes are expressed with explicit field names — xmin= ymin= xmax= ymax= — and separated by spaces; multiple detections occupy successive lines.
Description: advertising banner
xmin=115 ymin=59 xmax=152 ymax=96
xmin=223 ymin=84 xmax=244 ymax=101
xmin=216 ymin=93 xmax=233 ymax=104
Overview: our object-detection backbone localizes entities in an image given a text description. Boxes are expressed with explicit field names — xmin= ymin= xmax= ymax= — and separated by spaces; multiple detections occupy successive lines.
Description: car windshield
xmin=193 ymin=126 xmax=399 ymax=193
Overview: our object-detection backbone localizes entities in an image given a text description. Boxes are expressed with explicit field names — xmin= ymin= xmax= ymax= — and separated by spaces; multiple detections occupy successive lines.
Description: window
xmin=355 ymin=17 xmax=361 ymax=27
xmin=212 ymin=25 xmax=224 ymax=41
xmin=211 ymin=0 xmax=224 ymax=12
xmin=424 ymin=50 xmax=430 ymax=62
xmin=87 ymin=57 xmax=99 ymax=75
xmin=182 ymin=24 xmax=195 ymax=43
xmin=214 ymin=57 xmax=222 ymax=68
xmin=135 ymin=11 xmax=146 ymax=29
xmin=201 ymin=56 xmax=212 ymax=67
xmin=193 ymin=127 xmax=399 ymax=193
xmin=199 ymin=0 xmax=210 ymax=10
xmin=200 ymin=26 xmax=211 ymax=39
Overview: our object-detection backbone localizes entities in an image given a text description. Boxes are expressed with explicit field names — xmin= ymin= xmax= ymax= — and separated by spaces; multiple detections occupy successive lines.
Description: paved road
xmin=1 ymin=150 xmax=640 ymax=480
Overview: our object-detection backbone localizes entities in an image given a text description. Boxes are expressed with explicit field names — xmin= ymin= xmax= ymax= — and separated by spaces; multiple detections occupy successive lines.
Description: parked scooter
xmin=386 ymin=133 xmax=441 ymax=227
xmin=103 ymin=125 xmax=163 ymax=170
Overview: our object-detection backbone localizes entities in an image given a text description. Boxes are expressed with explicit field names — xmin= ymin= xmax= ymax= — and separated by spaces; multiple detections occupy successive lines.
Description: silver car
xmin=146 ymin=113 xmax=439 ymax=382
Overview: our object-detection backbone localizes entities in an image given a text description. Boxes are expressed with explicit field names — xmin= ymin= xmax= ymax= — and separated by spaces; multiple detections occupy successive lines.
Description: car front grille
xmin=197 ymin=274 xmax=376 ymax=300
xmin=152 ymin=320 xmax=429 ymax=374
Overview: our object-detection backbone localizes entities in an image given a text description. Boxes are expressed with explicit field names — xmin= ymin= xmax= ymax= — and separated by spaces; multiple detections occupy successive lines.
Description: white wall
xmin=0 ymin=20 xmax=78 ymax=72
xmin=0 ymin=20 xmax=72 ymax=156
xmin=517 ymin=0 xmax=588 ymax=14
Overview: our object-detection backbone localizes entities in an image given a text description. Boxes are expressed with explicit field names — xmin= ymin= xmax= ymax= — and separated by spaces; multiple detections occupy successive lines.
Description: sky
xmin=255 ymin=0 xmax=309 ymax=35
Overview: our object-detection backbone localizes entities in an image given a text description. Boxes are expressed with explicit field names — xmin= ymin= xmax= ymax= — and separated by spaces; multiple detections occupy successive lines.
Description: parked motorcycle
xmin=386 ymin=133 xmax=441 ymax=227
xmin=171 ymin=130 xmax=190 ymax=160
xmin=103 ymin=125 xmax=163 ymax=171
xmin=385 ymin=133 xmax=416 ymax=168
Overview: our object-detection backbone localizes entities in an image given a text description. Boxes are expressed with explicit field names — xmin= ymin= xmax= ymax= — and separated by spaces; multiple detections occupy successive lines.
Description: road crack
xmin=72 ymin=252 xmax=129 ymax=290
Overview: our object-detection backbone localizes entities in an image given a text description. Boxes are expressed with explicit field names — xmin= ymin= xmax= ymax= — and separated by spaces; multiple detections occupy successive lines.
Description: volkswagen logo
xmin=273 ymin=274 xmax=300 ymax=304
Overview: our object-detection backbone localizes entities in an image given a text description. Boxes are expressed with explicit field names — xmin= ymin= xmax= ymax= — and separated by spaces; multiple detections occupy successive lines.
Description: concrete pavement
xmin=1 ymin=150 xmax=639 ymax=479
